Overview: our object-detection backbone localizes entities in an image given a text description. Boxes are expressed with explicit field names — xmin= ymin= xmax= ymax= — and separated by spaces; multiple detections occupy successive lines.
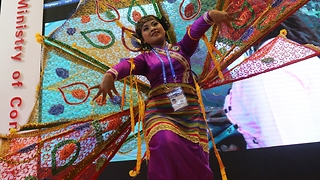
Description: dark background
xmin=43 ymin=1 xmax=320 ymax=180
xmin=98 ymin=142 xmax=320 ymax=180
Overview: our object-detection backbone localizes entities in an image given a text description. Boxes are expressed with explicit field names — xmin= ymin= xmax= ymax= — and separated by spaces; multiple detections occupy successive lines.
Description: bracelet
xmin=106 ymin=68 xmax=118 ymax=80
xmin=203 ymin=11 xmax=215 ymax=25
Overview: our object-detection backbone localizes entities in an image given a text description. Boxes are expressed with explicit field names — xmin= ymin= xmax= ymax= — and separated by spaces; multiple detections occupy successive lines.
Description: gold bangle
xmin=203 ymin=12 xmax=214 ymax=25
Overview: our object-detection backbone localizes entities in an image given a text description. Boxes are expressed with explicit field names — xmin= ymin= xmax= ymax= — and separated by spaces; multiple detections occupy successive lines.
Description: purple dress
xmin=111 ymin=13 xmax=214 ymax=180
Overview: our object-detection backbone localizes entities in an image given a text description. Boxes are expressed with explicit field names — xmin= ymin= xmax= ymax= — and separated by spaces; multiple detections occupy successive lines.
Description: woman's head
xmin=134 ymin=15 xmax=170 ymax=50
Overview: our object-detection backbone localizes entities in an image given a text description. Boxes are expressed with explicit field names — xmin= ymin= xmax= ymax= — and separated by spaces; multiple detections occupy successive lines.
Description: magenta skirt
xmin=147 ymin=130 xmax=213 ymax=180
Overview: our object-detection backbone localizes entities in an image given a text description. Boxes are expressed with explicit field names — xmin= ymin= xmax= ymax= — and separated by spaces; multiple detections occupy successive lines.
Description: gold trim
xmin=146 ymin=123 xmax=209 ymax=153
xmin=106 ymin=68 xmax=119 ymax=80
xmin=187 ymin=26 xmax=200 ymax=41
xmin=203 ymin=12 xmax=214 ymax=25
xmin=149 ymin=83 xmax=195 ymax=95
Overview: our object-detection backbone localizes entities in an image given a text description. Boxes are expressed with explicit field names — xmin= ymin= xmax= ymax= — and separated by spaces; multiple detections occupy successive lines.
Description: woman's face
xmin=141 ymin=19 xmax=166 ymax=48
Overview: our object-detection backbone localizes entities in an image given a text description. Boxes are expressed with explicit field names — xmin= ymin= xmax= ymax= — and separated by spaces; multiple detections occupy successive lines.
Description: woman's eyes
xmin=143 ymin=21 xmax=159 ymax=31
xmin=143 ymin=27 xmax=149 ymax=31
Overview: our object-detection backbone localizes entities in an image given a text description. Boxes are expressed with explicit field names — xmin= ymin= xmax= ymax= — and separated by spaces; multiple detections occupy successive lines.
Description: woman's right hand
xmin=90 ymin=73 xmax=119 ymax=105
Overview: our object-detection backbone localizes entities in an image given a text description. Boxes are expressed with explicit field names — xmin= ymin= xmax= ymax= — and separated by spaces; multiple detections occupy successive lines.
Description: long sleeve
xmin=109 ymin=54 xmax=147 ymax=80
xmin=179 ymin=12 xmax=213 ymax=57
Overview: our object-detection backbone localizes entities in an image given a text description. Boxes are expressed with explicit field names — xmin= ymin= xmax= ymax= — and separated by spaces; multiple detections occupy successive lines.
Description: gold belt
xmin=149 ymin=85 xmax=197 ymax=97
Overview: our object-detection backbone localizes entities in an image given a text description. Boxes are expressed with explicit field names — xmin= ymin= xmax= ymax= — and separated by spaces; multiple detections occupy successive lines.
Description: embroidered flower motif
xmin=59 ymin=143 xmax=76 ymax=160
xmin=107 ymin=118 xmax=122 ymax=130
xmin=55 ymin=68 xmax=69 ymax=79
xmin=184 ymin=3 xmax=195 ymax=18
xmin=240 ymin=26 xmax=254 ymax=41
xmin=132 ymin=10 xmax=142 ymax=22
xmin=71 ymin=89 xmax=86 ymax=100
xmin=106 ymin=10 xmax=116 ymax=19
xmin=81 ymin=15 xmax=91 ymax=23
xmin=97 ymin=34 xmax=111 ymax=45
xmin=166 ymin=0 xmax=177 ymax=3
xmin=109 ymin=95 xmax=121 ymax=105
xmin=67 ymin=28 xmax=76 ymax=35
xmin=74 ymin=123 xmax=90 ymax=131
xmin=95 ymin=96 xmax=106 ymax=106
xmin=18 ymin=143 xmax=36 ymax=153
xmin=271 ymin=0 xmax=283 ymax=8
xmin=48 ymin=104 xmax=65 ymax=115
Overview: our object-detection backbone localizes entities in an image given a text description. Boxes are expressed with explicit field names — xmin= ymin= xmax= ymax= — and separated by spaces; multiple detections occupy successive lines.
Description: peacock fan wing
xmin=196 ymin=0 xmax=312 ymax=89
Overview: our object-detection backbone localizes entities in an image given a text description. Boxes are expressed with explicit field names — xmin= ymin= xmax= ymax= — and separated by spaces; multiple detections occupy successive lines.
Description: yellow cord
xmin=129 ymin=58 xmax=136 ymax=133
xmin=202 ymin=34 xmax=224 ymax=80
xmin=128 ymin=58 xmax=147 ymax=178
xmin=193 ymin=76 xmax=228 ymax=180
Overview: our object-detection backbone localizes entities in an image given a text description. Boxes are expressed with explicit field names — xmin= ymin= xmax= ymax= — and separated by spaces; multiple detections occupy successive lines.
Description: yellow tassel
xmin=193 ymin=77 xmax=228 ymax=180
xmin=193 ymin=77 xmax=206 ymax=120
xmin=279 ymin=29 xmax=287 ymax=37
xmin=129 ymin=119 xmax=142 ymax=177
xmin=127 ymin=58 xmax=147 ymax=177
xmin=202 ymin=34 xmax=224 ymax=80
xmin=9 ymin=128 xmax=17 ymax=135
xmin=35 ymin=33 xmax=44 ymax=44
xmin=129 ymin=58 xmax=136 ymax=132
xmin=121 ymin=77 xmax=127 ymax=111
xmin=129 ymin=75 xmax=146 ymax=177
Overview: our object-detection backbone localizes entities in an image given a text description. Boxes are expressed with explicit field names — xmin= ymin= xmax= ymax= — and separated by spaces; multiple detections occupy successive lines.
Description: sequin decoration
xmin=71 ymin=89 xmax=86 ymax=100
xmin=48 ymin=104 xmax=65 ymax=115
xmin=92 ymin=120 xmax=103 ymax=143
xmin=18 ymin=143 xmax=36 ymax=153
xmin=105 ymin=10 xmax=116 ymax=19
xmin=166 ymin=0 xmax=177 ymax=3
xmin=55 ymin=68 xmax=69 ymax=79
xmin=67 ymin=28 xmax=76 ymax=35
xmin=109 ymin=95 xmax=122 ymax=105
xmin=184 ymin=3 xmax=195 ymax=18
xmin=59 ymin=143 xmax=77 ymax=160
xmin=271 ymin=0 xmax=283 ymax=7
xmin=97 ymin=33 xmax=111 ymax=45
xmin=51 ymin=140 xmax=81 ymax=175
xmin=107 ymin=118 xmax=122 ymax=131
xmin=132 ymin=10 xmax=142 ymax=22
xmin=240 ymin=26 xmax=254 ymax=41
xmin=81 ymin=15 xmax=91 ymax=23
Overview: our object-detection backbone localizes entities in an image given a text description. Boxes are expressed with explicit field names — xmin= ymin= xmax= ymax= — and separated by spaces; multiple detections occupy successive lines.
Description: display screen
xmin=43 ymin=0 xmax=320 ymax=162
